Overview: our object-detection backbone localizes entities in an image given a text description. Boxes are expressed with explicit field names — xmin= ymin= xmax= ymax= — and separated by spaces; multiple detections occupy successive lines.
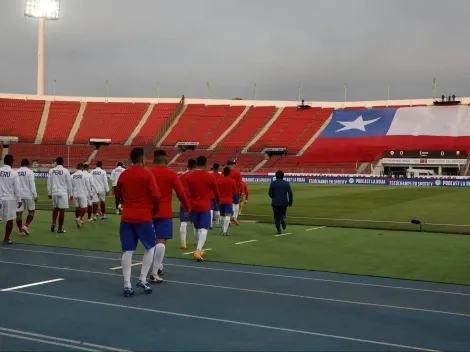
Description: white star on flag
xmin=336 ymin=115 xmax=381 ymax=132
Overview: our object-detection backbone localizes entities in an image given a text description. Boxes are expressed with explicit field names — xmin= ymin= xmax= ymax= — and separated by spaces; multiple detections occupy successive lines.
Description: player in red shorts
xmin=217 ymin=167 xmax=237 ymax=236
xmin=211 ymin=163 xmax=222 ymax=228
xmin=115 ymin=148 xmax=161 ymax=297
xmin=148 ymin=150 xmax=190 ymax=283
xmin=185 ymin=156 xmax=220 ymax=261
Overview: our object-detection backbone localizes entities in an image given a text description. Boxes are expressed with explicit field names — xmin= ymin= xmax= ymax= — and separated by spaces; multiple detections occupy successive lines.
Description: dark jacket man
xmin=268 ymin=170 xmax=293 ymax=234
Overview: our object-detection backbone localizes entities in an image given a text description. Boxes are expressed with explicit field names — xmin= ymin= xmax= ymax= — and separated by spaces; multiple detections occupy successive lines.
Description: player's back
xmin=0 ymin=165 xmax=19 ymax=200
xmin=217 ymin=176 xmax=236 ymax=204
xmin=72 ymin=170 xmax=88 ymax=196
xmin=186 ymin=169 xmax=217 ymax=212
xmin=117 ymin=166 xmax=160 ymax=223
xmin=91 ymin=167 xmax=107 ymax=191
xmin=17 ymin=167 xmax=36 ymax=199
xmin=111 ymin=166 xmax=125 ymax=186
xmin=229 ymin=167 xmax=242 ymax=192
xmin=179 ymin=171 xmax=191 ymax=207
xmin=48 ymin=166 xmax=71 ymax=195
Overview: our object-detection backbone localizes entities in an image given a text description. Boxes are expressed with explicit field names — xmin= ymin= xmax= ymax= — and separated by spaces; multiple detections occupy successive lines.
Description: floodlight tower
xmin=24 ymin=0 xmax=61 ymax=96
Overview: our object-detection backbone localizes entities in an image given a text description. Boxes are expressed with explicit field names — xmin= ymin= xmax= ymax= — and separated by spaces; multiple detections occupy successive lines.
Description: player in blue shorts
xmin=179 ymin=159 xmax=196 ymax=248
xmin=217 ymin=167 xmax=237 ymax=236
xmin=148 ymin=150 xmax=190 ymax=283
xmin=115 ymin=148 xmax=161 ymax=297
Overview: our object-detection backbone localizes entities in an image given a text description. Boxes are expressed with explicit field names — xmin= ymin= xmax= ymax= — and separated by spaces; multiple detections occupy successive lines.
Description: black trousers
xmin=272 ymin=206 xmax=287 ymax=231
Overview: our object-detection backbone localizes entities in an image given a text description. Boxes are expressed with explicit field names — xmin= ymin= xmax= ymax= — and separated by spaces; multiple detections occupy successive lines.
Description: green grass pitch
xmin=8 ymin=178 xmax=470 ymax=285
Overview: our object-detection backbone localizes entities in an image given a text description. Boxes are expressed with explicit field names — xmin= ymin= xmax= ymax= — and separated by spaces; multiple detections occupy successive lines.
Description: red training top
xmin=179 ymin=171 xmax=192 ymax=208
xmin=209 ymin=171 xmax=222 ymax=199
xmin=115 ymin=166 xmax=161 ymax=223
xmin=229 ymin=167 xmax=243 ymax=193
xmin=149 ymin=165 xmax=189 ymax=218
xmin=185 ymin=169 xmax=220 ymax=212
xmin=241 ymin=181 xmax=249 ymax=200
xmin=217 ymin=176 xmax=237 ymax=205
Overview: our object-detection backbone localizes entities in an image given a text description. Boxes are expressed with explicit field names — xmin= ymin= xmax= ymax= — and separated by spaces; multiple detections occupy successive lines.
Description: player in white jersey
xmin=0 ymin=155 xmax=21 ymax=245
xmin=47 ymin=157 xmax=72 ymax=234
xmin=83 ymin=164 xmax=96 ymax=223
xmin=91 ymin=161 xmax=110 ymax=220
xmin=110 ymin=161 xmax=125 ymax=215
xmin=16 ymin=159 xmax=37 ymax=236
xmin=71 ymin=163 xmax=93 ymax=228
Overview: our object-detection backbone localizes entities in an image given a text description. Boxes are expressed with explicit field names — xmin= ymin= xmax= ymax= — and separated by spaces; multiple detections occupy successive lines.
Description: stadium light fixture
xmin=24 ymin=0 xmax=61 ymax=96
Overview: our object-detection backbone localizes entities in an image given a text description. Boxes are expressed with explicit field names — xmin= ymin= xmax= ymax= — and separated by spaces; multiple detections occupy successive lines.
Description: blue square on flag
xmin=320 ymin=108 xmax=398 ymax=138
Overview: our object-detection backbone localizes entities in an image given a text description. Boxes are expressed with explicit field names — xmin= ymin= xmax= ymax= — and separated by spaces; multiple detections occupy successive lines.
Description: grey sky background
xmin=0 ymin=0 xmax=469 ymax=102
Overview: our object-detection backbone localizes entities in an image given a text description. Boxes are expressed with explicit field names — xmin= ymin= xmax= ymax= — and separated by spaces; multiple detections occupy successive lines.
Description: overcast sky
xmin=0 ymin=0 xmax=469 ymax=102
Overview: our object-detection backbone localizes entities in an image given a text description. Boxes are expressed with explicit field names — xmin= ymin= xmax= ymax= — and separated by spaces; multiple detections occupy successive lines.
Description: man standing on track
xmin=148 ymin=150 xmax=190 ymax=283
xmin=115 ymin=147 xmax=161 ymax=297
xmin=211 ymin=163 xmax=222 ymax=228
xmin=72 ymin=163 xmax=93 ymax=228
xmin=217 ymin=166 xmax=237 ymax=236
xmin=227 ymin=160 xmax=242 ymax=225
xmin=47 ymin=157 xmax=72 ymax=234
xmin=91 ymin=161 xmax=109 ymax=220
xmin=179 ymin=159 xmax=196 ymax=249
xmin=239 ymin=180 xmax=249 ymax=215
xmin=110 ymin=161 xmax=125 ymax=215
xmin=268 ymin=170 xmax=293 ymax=235
xmin=82 ymin=164 xmax=95 ymax=223
xmin=0 ymin=155 xmax=21 ymax=245
xmin=16 ymin=158 xmax=37 ymax=236
xmin=185 ymin=156 xmax=220 ymax=261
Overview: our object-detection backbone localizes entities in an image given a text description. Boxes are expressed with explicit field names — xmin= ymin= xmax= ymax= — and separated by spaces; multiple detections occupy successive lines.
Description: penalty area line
xmin=1 ymin=278 xmax=64 ymax=292
xmin=110 ymin=262 xmax=143 ymax=270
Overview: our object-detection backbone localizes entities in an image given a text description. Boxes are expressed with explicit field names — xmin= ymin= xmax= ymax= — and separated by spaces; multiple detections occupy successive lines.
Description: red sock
xmin=75 ymin=209 xmax=79 ymax=218
xmin=80 ymin=208 xmax=86 ymax=219
xmin=25 ymin=215 xmax=34 ymax=227
xmin=16 ymin=218 xmax=23 ymax=231
xmin=4 ymin=220 xmax=13 ymax=241
xmin=92 ymin=204 xmax=98 ymax=216
xmin=100 ymin=202 xmax=106 ymax=215
xmin=52 ymin=209 xmax=59 ymax=224
xmin=87 ymin=206 xmax=92 ymax=219
xmin=58 ymin=210 xmax=65 ymax=230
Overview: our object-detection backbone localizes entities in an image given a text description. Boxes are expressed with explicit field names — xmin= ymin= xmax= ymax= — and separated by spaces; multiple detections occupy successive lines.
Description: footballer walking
xmin=71 ymin=163 xmax=93 ymax=228
xmin=217 ymin=167 xmax=237 ymax=236
xmin=91 ymin=161 xmax=110 ymax=220
xmin=48 ymin=157 xmax=73 ymax=234
xmin=0 ymin=155 xmax=22 ymax=245
xmin=111 ymin=161 xmax=125 ymax=214
xmin=16 ymin=158 xmax=37 ymax=236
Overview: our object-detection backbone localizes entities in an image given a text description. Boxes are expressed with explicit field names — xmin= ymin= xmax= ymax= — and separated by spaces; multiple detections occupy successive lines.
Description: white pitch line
xmin=0 ymin=327 xmax=131 ymax=352
xmin=0 ymin=332 xmax=99 ymax=352
xmin=2 ymin=248 xmax=470 ymax=297
xmin=10 ymin=290 xmax=440 ymax=352
xmin=235 ymin=240 xmax=257 ymax=245
xmin=1 ymin=278 xmax=64 ymax=292
xmin=183 ymin=249 xmax=212 ymax=255
xmin=2 ymin=260 xmax=470 ymax=318
xmin=274 ymin=233 xmax=292 ymax=237
xmin=110 ymin=262 xmax=143 ymax=270
xmin=306 ymin=226 xmax=326 ymax=231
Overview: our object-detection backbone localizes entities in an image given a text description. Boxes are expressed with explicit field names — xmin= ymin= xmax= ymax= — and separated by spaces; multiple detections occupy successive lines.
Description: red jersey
xmin=179 ymin=171 xmax=192 ymax=208
xmin=229 ymin=167 xmax=243 ymax=193
xmin=241 ymin=181 xmax=249 ymax=200
xmin=209 ymin=171 xmax=222 ymax=199
xmin=149 ymin=165 xmax=189 ymax=218
xmin=185 ymin=169 xmax=220 ymax=212
xmin=217 ymin=176 xmax=237 ymax=204
xmin=115 ymin=166 xmax=161 ymax=223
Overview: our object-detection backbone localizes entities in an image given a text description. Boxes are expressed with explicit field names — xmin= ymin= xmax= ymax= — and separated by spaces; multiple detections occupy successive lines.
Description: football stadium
xmin=1 ymin=1 xmax=470 ymax=351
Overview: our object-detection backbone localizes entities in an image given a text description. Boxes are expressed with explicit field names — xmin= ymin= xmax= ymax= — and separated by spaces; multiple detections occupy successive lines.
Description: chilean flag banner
xmin=300 ymin=106 xmax=470 ymax=162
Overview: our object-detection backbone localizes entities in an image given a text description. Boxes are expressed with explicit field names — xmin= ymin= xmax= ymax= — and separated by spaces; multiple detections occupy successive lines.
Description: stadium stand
xmin=200 ymin=106 xmax=246 ymax=148
xmin=178 ymin=105 xmax=230 ymax=144
xmin=73 ymin=102 xmax=148 ymax=144
xmin=42 ymin=101 xmax=81 ymax=144
xmin=289 ymin=108 xmax=333 ymax=154
xmin=131 ymin=103 xmax=178 ymax=146
xmin=161 ymin=104 xmax=206 ymax=146
xmin=0 ymin=98 xmax=45 ymax=143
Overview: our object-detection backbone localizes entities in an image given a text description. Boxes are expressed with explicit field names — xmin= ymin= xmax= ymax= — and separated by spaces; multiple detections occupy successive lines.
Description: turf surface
xmin=5 ymin=179 xmax=470 ymax=285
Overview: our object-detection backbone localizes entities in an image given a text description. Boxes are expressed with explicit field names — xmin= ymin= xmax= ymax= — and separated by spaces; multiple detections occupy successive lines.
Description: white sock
xmin=223 ymin=216 xmax=230 ymax=232
xmin=197 ymin=229 xmax=208 ymax=251
xmin=122 ymin=251 xmax=134 ymax=288
xmin=140 ymin=246 xmax=156 ymax=283
xmin=233 ymin=204 xmax=239 ymax=220
xmin=152 ymin=243 xmax=165 ymax=276
xmin=215 ymin=211 xmax=221 ymax=225
xmin=194 ymin=225 xmax=199 ymax=244
xmin=180 ymin=222 xmax=187 ymax=243
xmin=210 ymin=210 xmax=214 ymax=227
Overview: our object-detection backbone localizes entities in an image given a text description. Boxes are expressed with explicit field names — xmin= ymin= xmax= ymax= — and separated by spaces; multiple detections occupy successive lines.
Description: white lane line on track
xmin=1 ymin=247 xmax=469 ymax=297
xmin=1 ymin=278 xmax=64 ymax=292
xmin=110 ymin=262 xmax=143 ymax=270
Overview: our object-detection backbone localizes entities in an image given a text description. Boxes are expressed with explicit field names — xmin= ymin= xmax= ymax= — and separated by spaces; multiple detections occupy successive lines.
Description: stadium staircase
xmin=209 ymin=105 xmax=250 ymax=150
xmin=156 ymin=103 xmax=187 ymax=146
xmin=125 ymin=103 xmax=155 ymax=145
xmin=42 ymin=101 xmax=81 ymax=145
xmin=296 ymin=109 xmax=333 ymax=156
xmin=242 ymin=107 xmax=282 ymax=152
xmin=34 ymin=101 xmax=51 ymax=144
xmin=160 ymin=104 xmax=206 ymax=146
xmin=66 ymin=102 xmax=87 ymax=145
